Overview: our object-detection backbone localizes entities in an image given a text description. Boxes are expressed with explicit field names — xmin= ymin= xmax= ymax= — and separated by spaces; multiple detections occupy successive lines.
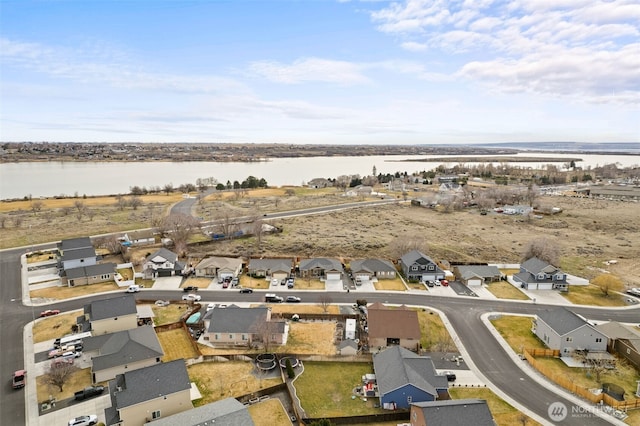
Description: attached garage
xmin=421 ymin=274 xmax=438 ymax=282
xmin=326 ymin=272 xmax=342 ymax=281
xmin=157 ymin=270 xmax=172 ymax=277
xmin=466 ymin=278 xmax=482 ymax=286
xmin=272 ymin=271 xmax=288 ymax=281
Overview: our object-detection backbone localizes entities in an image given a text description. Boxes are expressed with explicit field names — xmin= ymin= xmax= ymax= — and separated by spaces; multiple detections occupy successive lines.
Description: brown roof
xmin=367 ymin=304 xmax=421 ymax=340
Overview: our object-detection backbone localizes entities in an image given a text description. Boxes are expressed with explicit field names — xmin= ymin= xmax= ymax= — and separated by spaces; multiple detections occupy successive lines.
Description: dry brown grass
xmin=490 ymin=315 xmax=544 ymax=353
xmin=373 ymin=278 xmax=406 ymax=291
xmin=248 ymin=398 xmax=291 ymax=426
xmin=188 ymin=361 xmax=282 ymax=406
xmin=181 ymin=277 xmax=213 ymax=289
xmin=561 ymin=284 xmax=628 ymax=307
xmin=32 ymin=311 xmax=83 ymax=343
xmin=30 ymin=282 xmax=121 ymax=301
xmin=486 ymin=281 xmax=530 ymax=300
xmin=267 ymin=304 xmax=340 ymax=315
xmin=152 ymin=303 xmax=194 ymax=326
xmin=36 ymin=366 xmax=92 ymax=403
xmin=288 ymin=278 xmax=325 ymax=290
xmin=157 ymin=328 xmax=200 ymax=361
xmin=418 ymin=309 xmax=455 ymax=351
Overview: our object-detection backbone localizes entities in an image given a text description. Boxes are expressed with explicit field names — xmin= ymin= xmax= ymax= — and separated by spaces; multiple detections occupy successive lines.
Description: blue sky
xmin=1 ymin=0 xmax=638 ymax=144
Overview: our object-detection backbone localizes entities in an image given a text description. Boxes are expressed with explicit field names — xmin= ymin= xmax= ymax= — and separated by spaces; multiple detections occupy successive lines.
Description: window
xmin=566 ymin=337 xmax=572 ymax=342
xmin=596 ymin=338 xmax=602 ymax=343
xmin=242 ymin=334 xmax=247 ymax=341
xmin=214 ymin=334 xmax=219 ymax=340
xmin=411 ymin=266 xmax=418 ymax=271
xmin=407 ymin=395 xmax=413 ymax=403
xmin=152 ymin=410 xmax=161 ymax=419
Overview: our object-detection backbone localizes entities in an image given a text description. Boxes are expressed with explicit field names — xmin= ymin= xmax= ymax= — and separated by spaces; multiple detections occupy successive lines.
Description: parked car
xmin=265 ymin=293 xmax=284 ymax=303
xmin=154 ymin=300 xmax=170 ymax=307
xmin=442 ymin=371 xmax=457 ymax=382
xmin=435 ymin=280 xmax=441 ymax=286
xmin=426 ymin=281 xmax=435 ymax=287
xmin=239 ymin=287 xmax=253 ymax=293
xmin=271 ymin=278 xmax=279 ymax=286
xmin=287 ymin=278 xmax=295 ymax=288
xmin=39 ymin=309 xmax=60 ymax=318
xmin=182 ymin=293 xmax=202 ymax=302
xmin=231 ymin=277 xmax=239 ymax=286
xmin=52 ymin=357 xmax=74 ymax=368
xmin=627 ymin=288 xmax=640 ymax=297
xmin=286 ymin=296 xmax=301 ymax=303
xmin=182 ymin=286 xmax=199 ymax=292
xmin=441 ymin=279 xmax=449 ymax=286
xmin=222 ymin=281 xmax=229 ymax=288
xmin=61 ymin=351 xmax=82 ymax=360
xmin=12 ymin=370 xmax=26 ymax=389
xmin=206 ymin=303 xmax=215 ymax=312
xmin=74 ymin=386 xmax=105 ymax=401
xmin=126 ymin=284 xmax=141 ymax=293
xmin=68 ymin=415 xmax=98 ymax=426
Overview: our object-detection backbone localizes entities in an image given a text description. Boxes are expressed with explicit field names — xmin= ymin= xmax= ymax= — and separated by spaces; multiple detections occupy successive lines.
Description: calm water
xmin=1 ymin=153 xmax=638 ymax=200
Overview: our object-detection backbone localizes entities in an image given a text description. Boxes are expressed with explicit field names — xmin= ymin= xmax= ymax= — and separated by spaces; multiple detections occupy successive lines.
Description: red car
xmin=39 ymin=309 xmax=61 ymax=318
xmin=12 ymin=370 xmax=26 ymax=389
xmin=440 ymin=279 xmax=449 ymax=286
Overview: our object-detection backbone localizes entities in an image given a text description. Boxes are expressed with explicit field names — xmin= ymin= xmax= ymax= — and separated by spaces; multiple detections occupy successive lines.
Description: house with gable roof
xmin=64 ymin=262 xmax=117 ymax=287
xmin=58 ymin=237 xmax=97 ymax=271
xmin=513 ymin=257 xmax=568 ymax=291
xmin=82 ymin=325 xmax=164 ymax=383
xmin=367 ymin=303 xmax=421 ymax=352
xmin=595 ymin=321 xmax=640 ymax=370
xmin=410 ymin=399 xmax=496 ymax=426
xmin=247 ymin=258 xmax=293 ymax=281
xmin=400 ymin=250 xmax=444 ymax=282
xmin=142 ymin=248 xmax=184 ymax=278
xmin=350 ymin=258 xmax=397 ymax=282
xmin=454 ymin=265 xmax=502 ymax=286
xmin=145 ymin=397 xmax=254 ymax=426
xmin=202 ymin=305 xmax=288 ymax=347
xmin=298 ymin=258 xmax=344 ymax=281
xmin=77 ymin=294 xmax=139 ymax=335
xmin=194 ymin=256 xmax=243 ymax=279
xmin=104 ymin=359 xmax=192 ymax=425
xmin=532 ymin=308 xmax=608 ymax=355
xmin=373 ymin=346 xmax=449 ymax=410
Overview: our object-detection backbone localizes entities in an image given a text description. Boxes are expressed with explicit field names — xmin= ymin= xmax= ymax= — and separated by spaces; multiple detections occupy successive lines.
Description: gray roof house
xmin=82 ymin=325 xmax=164 ymax=383
xmin=78 ymin=294 xmax=139 ymax=335
xmin=410 ymin=399 xmax=496 ymax=426
xmin=104 ymin=359 xmax=192 ymax=426
xmin=373 ymin=346 xmax=449 ymax=410
xmin=247 ymin=258 xmax=293 ymax=279
xmin=350 ymin=259 xmax=397 ymax=280
xmin=203 ymin=305 xmax=289 ymax=347
xmin=454 ymin=265 xmax=502 ymax=286
xmin=513 ymin=257 xmax=568 ymax=291
xmin=142 ymin=247 xmax=185 ymax=278
xmin=298 ymin=258 xmax=344 ymax=280
xmin=595 ymin=321 xmax=640 ymax=370
xmin=532 ymin=308 xmax=608 ymax=355
xmin=399 ymin=250 xmax=444 ymax=282
xmin=195 ymin=256 xmax=243 ymax=278
xmin=145 ymin=397 xmax=255 ymax=426
xmin=60 ymin=246 xmax=97 ymax=271
xmin=64 ymin=262 xmax=116 ymax=287
xmin=58 ymin=236 xmax=93 ymax=252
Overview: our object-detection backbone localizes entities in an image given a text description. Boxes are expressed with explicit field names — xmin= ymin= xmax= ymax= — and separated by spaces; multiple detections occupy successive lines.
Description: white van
xmin=126 ymin=284 xmax=141 ymax=293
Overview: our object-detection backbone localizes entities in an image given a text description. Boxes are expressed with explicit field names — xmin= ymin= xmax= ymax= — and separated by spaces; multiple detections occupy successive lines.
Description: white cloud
xmin=401 ymin=41 xmax=428 ymax=51
xmin=248 ymin=57 xmax=370 ymax=85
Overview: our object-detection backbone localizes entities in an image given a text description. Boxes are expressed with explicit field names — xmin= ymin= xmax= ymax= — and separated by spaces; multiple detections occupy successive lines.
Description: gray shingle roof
xmin=351 ymin=259 xmax=396 ymax=274
xmin=537 ymin=308 xmax=588 ymax=335
xmin=58 ymin=237 xmax=93 ymax=251
xmin=146 ymin=247 xmax=179 ymax=264
xmin=112 ymin=359 xmax=191 ymax=408
xmin=61 ymin=246 xmax=96 ymax=262
xmin=456 ymin=265 xmax=501 ymax=280
xmin=206 ymin=305 xmax=268 ymax=333
xmin=85 ymin=295 xmax=137 ymax=321
xmin=247 ymin=258 xmax=293 ymax=273
xmin=400 ymin=250 xmax=440 ymax=269
xmin=65 ymin=263 xmax=116 ymax=279
xmin=412 ymin=399 xmax=496 ymax=426
xmin=195 ymin=256 xmax=243 ymax=271
xmin=84 ymin=325 xmax=163 ymax=371
xmin=521 ymin=257 xmax=558 ymax=274
xmin=145 ymin=397 xmax=254 ymax=426
xmin=373 ymin=346 xmax=448 ymax=399
xmin=299 ymin=258 xmax=343 ymax=271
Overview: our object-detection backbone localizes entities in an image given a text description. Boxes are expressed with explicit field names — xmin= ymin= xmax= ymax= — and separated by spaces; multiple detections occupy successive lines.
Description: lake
xmin=1 ymin=153 xmax=638 ymax=200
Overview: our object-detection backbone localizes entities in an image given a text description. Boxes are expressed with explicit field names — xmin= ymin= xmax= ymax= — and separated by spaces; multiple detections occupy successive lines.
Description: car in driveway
xmin=440 ymin=279 xmax=449 ymax=286
xmin=239 ymin=287 xmax=253 ymax=293
xmin=12 ymin=370 xmax=26 ymax=389
xmin=442 ymin=371 xmax=457 ymax=381
xmin=287 ymin=277 xmax=295 ymax=288
xmin=68 ymin=415 xmax=98 ymax=426
xmin=286 ymin=296 xmax=301 ymax=303
xmin=271 ymin=278 xmax=279 ymax=286
xmin=627 ymin=288 xmax=640 ymax=297
xmin=39 ymin=309 xmax=60 ymax=317
xmin=182 ymin=286 xmax=199 ymax=292
xmin=222 ymin=280 xmax=229 ymax=288
xmin=182 ymin=293 xmax=202 ymax=302
xmin=425 ymin=280 xmax=435 ymax=287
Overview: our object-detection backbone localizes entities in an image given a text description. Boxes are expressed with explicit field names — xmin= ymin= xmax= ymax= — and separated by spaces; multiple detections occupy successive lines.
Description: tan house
xmin=203 ymin=305 xmax=289 ymax=348
xmin=367 ymin=303 xmax=421 ymax=352
xmin=104 ymin=359 xmax=192 ymax=425
xmin=194 ymin=256 xmax=243 ymax=278
xmin=82 ymin=325 xmax=164 ymax=383
xmin=64 ymin=263 xmax=117 ymax=287
xmin=77 ymin=295 xmax=138 ymax=335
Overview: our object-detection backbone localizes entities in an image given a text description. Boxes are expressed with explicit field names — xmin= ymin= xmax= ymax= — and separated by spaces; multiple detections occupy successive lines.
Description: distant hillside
xmin=473 ymin=141 xmax=640 ymax=154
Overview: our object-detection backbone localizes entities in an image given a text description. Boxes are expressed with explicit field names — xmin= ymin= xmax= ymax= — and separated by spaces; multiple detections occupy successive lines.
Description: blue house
xmin=373 ymin=346 xmax=449 ymax=410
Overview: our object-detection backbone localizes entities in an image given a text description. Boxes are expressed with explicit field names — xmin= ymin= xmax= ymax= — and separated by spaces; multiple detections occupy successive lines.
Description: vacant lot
xmin=561 ymin=284 xmax=628 ymax=307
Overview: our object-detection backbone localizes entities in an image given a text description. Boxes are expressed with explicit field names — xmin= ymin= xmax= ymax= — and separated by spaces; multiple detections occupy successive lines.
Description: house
xmin=350 ymin=259 xmax=397 ymax=281
xmin=247 ymin=258 xmax=293 ymax=281
xmin=454 ymin=265 xmax=501 ymax=286
xmin=82 ymin=325 xmax=164 ymax=383
xmin=338 ymin=339 xmax=359 ymax=356
xmin=104 ymin=359 xmax=192 ymax=426
xmin=410 ymin=399 xmax=496 ymax=426
xmin=194 ymin=256 xmax=243 ymax=279
xmin=77 ymin=295 xmax=139 ymax=335
xmin=595 ymin=322 xmax=640 ymax=370
xmin=64 ymin=263 xmax=117 ymax=287
xmin=298 ymin=258 xmax=344 ymax=280
xmin=367 ymin=303 xmax=421 ymax=352
xmin=142 ymin=248 xmax=184 ymax=278
xmin=400 ymin=250 xmax=444 ymax=282
xmin=121 ymin=230 xmax=156 ymax=246
xmin=145 ymin=397 xmax=255 ymax=426
xmin=532 ymin=308 xmax=608 ymax=356
xmin=202 ymin=305 xmax=289 ymax=347
xmin=373 ymin=346 xmax=449 ymax=410
xmin=438 ymin=182 xmax=462 ymax=193
xmin=344 ymin=185 xmax=373 ymax=197
xmin=307 ymin=178 xmax=331 ymax=189
xmin=58 ymin=236 xmax=93 ymax=253
xmin=58 ymin=237 xmax=97 ymax=271
xmin=513 ymin=257 xmax=568 ymax=291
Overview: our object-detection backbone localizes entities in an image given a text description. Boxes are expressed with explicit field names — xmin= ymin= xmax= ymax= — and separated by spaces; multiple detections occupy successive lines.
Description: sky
xmin=1 ymin=0 xmax=639 ymax=145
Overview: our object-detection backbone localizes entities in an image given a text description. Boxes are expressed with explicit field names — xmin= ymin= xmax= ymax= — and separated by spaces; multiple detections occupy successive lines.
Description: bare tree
xmin=250 ymin=318 xmax=278 ymax=353
xmin=115 ymin=194 xmax=127 ymax=211
xmin=284 ymin=188 xmax=296 ymax=196
xmin=95 ymin=235 xmax=122 ymax=255
xmin=43 ymin=363 xmax=79 ymax=392
xmin=128 ymin=196 xmax=142 ymax=210
xmin=335 ymin=175 xmax=351 ymax=191
xmin=591 ymin=274 xmax=624 ymax=297
xmin=251 ymin=215 xmax=264 ymax=251
xmin=388 ymin=235 xmax=427 ymax=260
xmin=158 ymin=213 xmax=201 ymax=249
xmin=0 ymin=215 xmax=7 ymax=228
xmin=525 ymin=183 xmax=540 ymax=207
xmin=522 ymin=237 xmax=560 ymax=265
xmin=74 ymin=200 xmax=85 ymax=213
xmin=163 ymin=183 xmax=174 ymax=195
xmin=319 ymin=294 xmax=332 ymax=314
xmin=31 ymin=200 xmax=44 ymax=215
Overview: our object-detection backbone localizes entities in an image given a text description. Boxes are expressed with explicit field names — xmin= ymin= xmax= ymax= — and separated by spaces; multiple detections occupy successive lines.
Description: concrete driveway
xmin=150 ymin=276 xmax=183 ymax=290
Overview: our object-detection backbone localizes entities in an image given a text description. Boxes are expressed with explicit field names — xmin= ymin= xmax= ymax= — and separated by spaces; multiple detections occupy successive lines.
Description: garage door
xmin=421 ymin=274 xmax=436 ymax=282
xmin=157 ymin=270 xmax=172 ymax=277
xmin=467 ymin=278 xmax=482 ymax=286
xmin=273 ymin=272 xmax=288 ymax=281
xmin=537 ymin=283 xmax=553 ymax=290
xmin=326 ymin=273 xmax=341 ymax=281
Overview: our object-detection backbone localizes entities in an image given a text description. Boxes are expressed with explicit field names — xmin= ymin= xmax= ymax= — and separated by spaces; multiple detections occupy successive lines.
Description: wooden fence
xmin=523 ymin=348 xmax=640 ymax=410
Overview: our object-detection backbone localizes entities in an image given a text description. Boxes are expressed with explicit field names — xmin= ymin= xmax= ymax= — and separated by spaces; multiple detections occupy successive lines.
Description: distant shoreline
xmin=391 ymin=156 xmax=584 ymax=163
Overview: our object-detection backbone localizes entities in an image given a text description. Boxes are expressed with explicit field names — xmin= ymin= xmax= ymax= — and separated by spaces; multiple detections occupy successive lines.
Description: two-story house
xmin=142 ymin=248 xmax=184 ymax=278
xmin=400 ymin=250 xmax=444 ymax=282
xmin=532 ymin=308 xmax=608 ymax=356
xmin=58 ymin=237 xmax=97 ymax=271
xmin=513 ymin=257 xmax=568 ymax=291
xmin=77 ymin=295 xmax=139 ymax=335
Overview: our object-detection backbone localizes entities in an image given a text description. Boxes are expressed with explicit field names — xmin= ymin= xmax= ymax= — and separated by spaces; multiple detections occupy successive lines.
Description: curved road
xmin=2 ymin=200 xmax=638 ymax=425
